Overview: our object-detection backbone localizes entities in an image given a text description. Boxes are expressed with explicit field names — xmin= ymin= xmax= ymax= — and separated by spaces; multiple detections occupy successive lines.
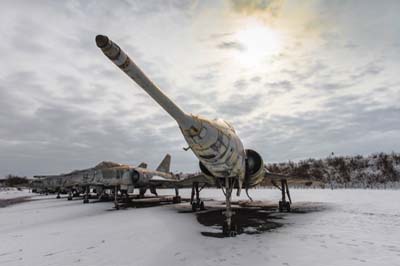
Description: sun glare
xmin=234 ymin=21 xmax=282 ymax=66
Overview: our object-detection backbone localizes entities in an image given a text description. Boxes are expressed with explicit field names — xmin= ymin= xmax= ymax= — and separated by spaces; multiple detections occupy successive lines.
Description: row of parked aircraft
xmin=32 ymin=154 xmax=184 ymax=204
xmin=33 ymin=35 xmax=315 ymax=236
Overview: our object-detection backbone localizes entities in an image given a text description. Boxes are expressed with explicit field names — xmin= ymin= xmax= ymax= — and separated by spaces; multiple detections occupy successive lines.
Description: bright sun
xmin=234 ymin=21 xmax=282 ymax=66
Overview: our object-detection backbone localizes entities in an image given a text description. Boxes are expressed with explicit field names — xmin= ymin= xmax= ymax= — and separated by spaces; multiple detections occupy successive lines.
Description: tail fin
xmin=156 ymin=154 xmax=171 ymax=173
xmin=137 ymin=162 xmax=147 ymax=169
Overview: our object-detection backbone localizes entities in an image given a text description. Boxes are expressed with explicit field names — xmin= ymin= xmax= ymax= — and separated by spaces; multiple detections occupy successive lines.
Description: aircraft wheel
xmin=222 ymin=223 xmax=237 ymax=237
xmin=191 ymin=203 xmax=197 ymax=212
xmin=199 ymin=201 xmax=205 ymax=211
xmin=122 ymin=193 xmax=129 ymax=203
xmin=279 ymin=201 xmax=290 ymax=212
xmin=172 ymin=196 xmax=181 ymax=204
xmin=286 ymin=202 xmax=291 ymax=212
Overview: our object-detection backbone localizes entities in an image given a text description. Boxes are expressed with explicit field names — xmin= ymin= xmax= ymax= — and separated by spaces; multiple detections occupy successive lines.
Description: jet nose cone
xmin=95 ymin=35 xmax=109 ymax=48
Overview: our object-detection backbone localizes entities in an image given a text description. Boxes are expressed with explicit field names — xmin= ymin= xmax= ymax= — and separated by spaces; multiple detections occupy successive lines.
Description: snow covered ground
xmin=1 ymin=188 xmax=399 ymax=266
xmin=0 ymin=188 xmax=32 ymax=200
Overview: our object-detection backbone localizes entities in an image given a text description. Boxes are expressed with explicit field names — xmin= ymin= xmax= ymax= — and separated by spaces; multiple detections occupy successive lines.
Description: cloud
xmin=230 ymin=0 xmax=283 ymax=17
xmin=217 ymin=92 xmax=263 ymax=117
xmin=1 ymin=0 xmax=400 ymax=177
xmin=233 ymin=79 xmax=248 ymax=89
xmin=217 ymin=41 xmax=246 ymax=51
xmin=350 ymin=62 xmax=384 ymax=80
xmin=265 ymin=80 xmax=294 ymax=95
xmin=209 ymin=32 xmax=234 ymax=39
xmin=249 ymin=95 xmax=400 ymax=162
xmin=251 ymin=76 xmax=262 ymax=83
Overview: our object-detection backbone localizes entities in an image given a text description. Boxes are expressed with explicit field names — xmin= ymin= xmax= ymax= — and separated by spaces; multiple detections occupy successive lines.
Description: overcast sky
xmin=1 ymin=0 xmax=400 ymax=176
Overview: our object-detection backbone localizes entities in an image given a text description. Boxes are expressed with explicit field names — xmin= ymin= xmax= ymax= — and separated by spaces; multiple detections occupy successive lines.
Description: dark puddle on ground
xmin=198 ymin=208 xmax=283 ymax=238
xmin=196 ymin=202 xmax=329 ymax=238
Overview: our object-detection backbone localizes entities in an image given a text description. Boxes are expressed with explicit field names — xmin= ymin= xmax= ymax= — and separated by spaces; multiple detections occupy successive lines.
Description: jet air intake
xmin=244 ymin=149 xmax=265 ymax=188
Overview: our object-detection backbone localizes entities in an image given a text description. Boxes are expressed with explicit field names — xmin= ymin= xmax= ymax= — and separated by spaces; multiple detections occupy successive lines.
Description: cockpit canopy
xmin=213 ymin=118 xmax=236 ymax=133
xmin=94 ymin=161 xmax=121 ymax=169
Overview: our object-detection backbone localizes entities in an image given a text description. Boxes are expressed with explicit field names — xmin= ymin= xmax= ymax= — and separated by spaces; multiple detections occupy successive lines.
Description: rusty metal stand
xmin=173 ymin=187 xmax=181 ymax=203
xmin=114 ymin=186 xmax=119 ymax=209
xmin=67 ymin=190 xmax=72 ymax=200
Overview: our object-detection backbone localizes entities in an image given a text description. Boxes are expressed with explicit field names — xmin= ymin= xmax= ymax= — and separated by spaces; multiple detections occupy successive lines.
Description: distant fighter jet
xmin=32 ymin=175 xmax=67 ymax=196
xmin=30 ymin=179 xmax=45 ymax=193
xmin=35 ymin=154 xmax=182 ymax=207
xmin=34 ymin=166 xmax=98 ymax=199
xmin=89 ymin=154 xmax=183 ymax=207
xmin=96 ymin=35 xmax=315 ymax=235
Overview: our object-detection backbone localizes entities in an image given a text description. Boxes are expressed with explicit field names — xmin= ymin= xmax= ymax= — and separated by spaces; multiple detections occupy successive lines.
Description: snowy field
xmin=1 ymin=188 xmax=399 ymax=266
xmin=0 ymin=188 xmax=32 ymax=200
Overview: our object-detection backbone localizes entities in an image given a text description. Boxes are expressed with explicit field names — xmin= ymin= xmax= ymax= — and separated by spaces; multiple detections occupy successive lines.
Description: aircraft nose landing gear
xmin=191 ymin=200 xmax=205 ymax=211
xmin=222 ymin=177 xmax=238 ymax=237
xmin=223 ymin=222 xmax=237 ymax=237
xmin=279 ymin=200 xmax=291 ymax=212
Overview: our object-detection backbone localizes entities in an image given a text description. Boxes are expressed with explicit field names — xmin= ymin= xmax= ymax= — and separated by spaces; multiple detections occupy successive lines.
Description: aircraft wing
xmin=263 ymin=170 xmax=322 ymax=187
xmin=148 ymin=175 xmax=179 ymax=187
xmin=175 ymin=173 xmax=215 ymax=188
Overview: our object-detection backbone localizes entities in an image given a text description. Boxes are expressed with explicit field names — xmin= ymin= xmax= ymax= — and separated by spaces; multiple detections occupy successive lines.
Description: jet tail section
xmin=156 ymin=154 xmax=171 ymax=173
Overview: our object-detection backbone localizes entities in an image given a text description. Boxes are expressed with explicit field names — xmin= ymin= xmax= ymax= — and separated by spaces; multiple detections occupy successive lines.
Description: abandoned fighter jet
xmin=32 ymin=174 xmax=67 ymax=197
xmin=35 ymin=154 xmax=182 ymax=207
xmin=96 ymin=35 xmax=313 ymax=235
xmin=30 ymin=179 xmax=45 ymax=193
xmin=34 ymin=162 xmax=104 ymax=200
xmin=89 ymin=154 xmax=182 ymax=208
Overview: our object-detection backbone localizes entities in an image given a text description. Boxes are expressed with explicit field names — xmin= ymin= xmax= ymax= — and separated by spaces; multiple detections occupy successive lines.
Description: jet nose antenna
xmin=95 ymin=35 xmax=195 ymax=129
xmin=95 ymin=35 xmax=109 ymax=48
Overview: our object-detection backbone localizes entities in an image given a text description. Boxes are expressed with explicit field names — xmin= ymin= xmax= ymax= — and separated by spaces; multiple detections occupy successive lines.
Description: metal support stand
xmin=83 ymin=185 xmax=89 ymax=204
xmin=150 ymin=186 xmax=158 ymax=196
xmin=173 ymin=187 xmax=181 ymax=203
xmin=114 ymin=186 xmax=119 ymax=209
xmin=119 ymin=190 xmax=129 ymax=203
xmin=139 ymin=188 xmax=147 ymax=198
xmin=73 ymin=190 xmax=80 ymax=198
xmin=67 ymin=190 xmax=72 ymax=201
xmin=190 ymin=182 xmax=204 ymax=211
